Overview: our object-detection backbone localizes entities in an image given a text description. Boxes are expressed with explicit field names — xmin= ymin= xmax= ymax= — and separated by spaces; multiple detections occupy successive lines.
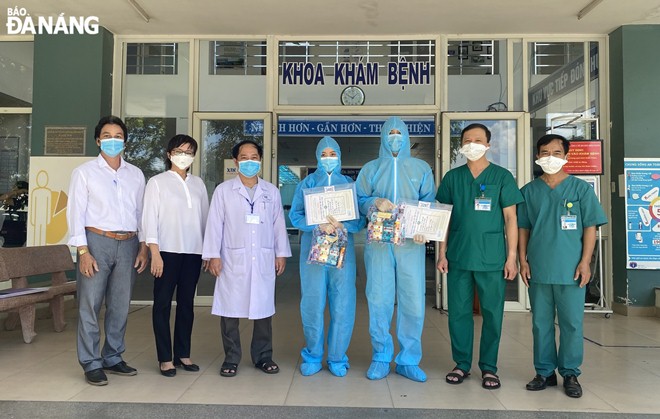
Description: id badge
xmin=245 ymin=213 xmax=261 ymax=224
xmin=561 ymin=215 xmax=577 ymax=230
xmin=474 ymin=197 xmax=492 ymax=211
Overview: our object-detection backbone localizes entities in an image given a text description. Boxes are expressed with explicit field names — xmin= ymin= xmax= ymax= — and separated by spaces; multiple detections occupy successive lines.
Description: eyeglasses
xmin=171 ymin=150 xmax=195 ymax=157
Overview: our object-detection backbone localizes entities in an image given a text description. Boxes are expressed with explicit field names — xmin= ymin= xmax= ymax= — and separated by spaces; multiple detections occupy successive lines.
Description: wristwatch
xmin=78 ymin=248 xmax=88 ymax=256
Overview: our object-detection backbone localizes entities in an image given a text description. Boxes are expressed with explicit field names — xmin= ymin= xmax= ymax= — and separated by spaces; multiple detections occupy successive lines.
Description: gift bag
xmin=307 ymin=226 xmax=348 ymax=269
xmin=366 ymin=205 xmax=404 ymax=245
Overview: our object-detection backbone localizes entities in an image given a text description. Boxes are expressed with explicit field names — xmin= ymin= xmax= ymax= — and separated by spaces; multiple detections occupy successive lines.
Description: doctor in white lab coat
xmin=202 ymin=139 xmax=291 ymax=377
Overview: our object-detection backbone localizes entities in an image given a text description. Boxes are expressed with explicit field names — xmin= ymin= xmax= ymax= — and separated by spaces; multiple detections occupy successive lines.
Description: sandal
xmin=482 ymin=370 xmax=501 ymax=390
xmin=255 ymin=359 xmax=279 ymax=374
xmin=220 ymin=362 xmax=238 ymax=377
xmin=445 ymin=366 xmax=470 ymax=384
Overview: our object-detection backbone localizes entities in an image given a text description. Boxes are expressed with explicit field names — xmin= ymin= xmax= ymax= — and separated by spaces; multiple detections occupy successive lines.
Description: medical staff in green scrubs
xmin=436 ymin=123 xmax=523 ymax=390
xmin=518 ymin=134 xmax=607 ymax=398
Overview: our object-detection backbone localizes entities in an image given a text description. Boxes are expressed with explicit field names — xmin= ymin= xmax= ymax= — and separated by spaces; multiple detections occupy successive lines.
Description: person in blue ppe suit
xmin=355 ymin=117 xmax=436 ymax=382
xmin=289 ymin=136 xmax=364 ymax=377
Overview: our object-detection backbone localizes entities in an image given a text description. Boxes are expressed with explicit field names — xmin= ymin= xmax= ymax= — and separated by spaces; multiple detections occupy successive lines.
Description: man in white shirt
xmin=67 ymin=115 xmax=148 ymax=386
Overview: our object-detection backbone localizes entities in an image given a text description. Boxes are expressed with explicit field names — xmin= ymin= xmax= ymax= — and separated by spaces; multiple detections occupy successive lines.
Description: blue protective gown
xmin=289 ymin=136 xmax=364 ymax=374
xmin=355 ymin=117 xmax=436 ymax=368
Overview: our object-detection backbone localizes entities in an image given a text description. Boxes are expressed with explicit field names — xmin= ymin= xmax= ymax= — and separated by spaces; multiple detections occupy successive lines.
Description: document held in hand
xmin=303 ymin=183 xmax=359 ymax=226
xmin=399 ymin=200 xmax=453 ymax=242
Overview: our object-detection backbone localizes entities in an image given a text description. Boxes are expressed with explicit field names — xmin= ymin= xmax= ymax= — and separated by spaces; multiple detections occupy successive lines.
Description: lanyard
xmin=245 ymin=197 xmax=255 ymax=214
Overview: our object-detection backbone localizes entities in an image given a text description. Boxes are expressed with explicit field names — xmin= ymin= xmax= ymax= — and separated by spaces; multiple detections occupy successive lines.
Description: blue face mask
xmin=388 ymin=133 xmax=403 ymax=153
xmin=319 ymin=157 xmax=339 ymax=173
xmin=100 ymin=138 xmax=125 ymax=157
xmin=238 ymin=160 xmax=261 ymax=178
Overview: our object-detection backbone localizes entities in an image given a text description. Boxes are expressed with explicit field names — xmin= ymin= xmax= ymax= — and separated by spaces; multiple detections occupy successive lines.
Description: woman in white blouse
xmin=142 ymin=135 xmax=210 ymax=377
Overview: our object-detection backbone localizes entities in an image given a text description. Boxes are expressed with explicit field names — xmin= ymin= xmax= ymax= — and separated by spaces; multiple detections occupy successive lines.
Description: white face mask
xmin=171 ymin=154 xmax=195 ymax=170
xmin=459 ymin=143 xmax=489 ymax=161
xmin=535 ymin=156 xmax=568 ymax=175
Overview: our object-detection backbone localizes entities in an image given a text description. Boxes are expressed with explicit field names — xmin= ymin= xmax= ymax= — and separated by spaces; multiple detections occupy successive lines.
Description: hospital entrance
xmin=130 ymin=113 xmax=528 ymax=313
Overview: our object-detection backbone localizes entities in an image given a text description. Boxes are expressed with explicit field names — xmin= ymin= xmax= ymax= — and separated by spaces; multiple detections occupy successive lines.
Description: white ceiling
xmin=4 ymin=0 xmax=660 ymax=36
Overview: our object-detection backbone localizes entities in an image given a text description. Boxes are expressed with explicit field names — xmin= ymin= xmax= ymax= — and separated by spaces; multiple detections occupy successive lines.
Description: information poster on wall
xmin=564 ymin=140 xmax=603 ymax=175
xmin=27 ymin=156 xmax=95 ymax=251
xmin=624 ymin=158 xmax=660 ymax=269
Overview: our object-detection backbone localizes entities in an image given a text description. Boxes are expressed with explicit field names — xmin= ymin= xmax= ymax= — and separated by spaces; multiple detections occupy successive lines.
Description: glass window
xmin=278 ymin=40 xmax=435 ymax=106
xmin=125 ymin=43 xmax=178 ymax=75
xmin=0 ymin=41 xmax=33 ymax=107
xmin=532 ymin=42 xmax=583 ymax=75
xmin=0 ymin=113 xmax=31 ymax=248
xmin=527 ymin=41 xmax=600 ymax=177
xmin=447 ymin=40 xmax=496 ymax=76
xmin=527 ymin=41 xmax=597 ymax=150
xmin=447 ymin=118 xmax=518 ymax=177
xmin=123 ymin=117 xmax=177 ymax=180
xmin=200 ymin=119 xmax=264 ymax=193
xmin=198 ymin=40 xmax=268 ymax=111
xmin=122 ymin=42 xmax=189 ymax=180
xmin=210 ymin=41 xmax=266 ymax=75
xmin=447 ymin=39 xmax=507 ymax=111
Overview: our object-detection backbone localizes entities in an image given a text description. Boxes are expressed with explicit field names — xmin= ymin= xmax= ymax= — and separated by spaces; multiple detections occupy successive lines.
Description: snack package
xmin=307 ymin=226 xmax=348 ymax=269
xmin=366 ymin=205 xmax=404 ymax=245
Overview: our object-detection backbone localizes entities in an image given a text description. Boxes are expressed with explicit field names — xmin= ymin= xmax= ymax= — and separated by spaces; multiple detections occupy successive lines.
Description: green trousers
xmin=447 ymin=268 xmax=506 ymax=373
xmin=528 ymin=282 xmax=586 ymax=377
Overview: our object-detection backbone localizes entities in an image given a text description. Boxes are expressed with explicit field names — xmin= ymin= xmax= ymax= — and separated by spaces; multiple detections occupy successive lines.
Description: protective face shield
xmin=535 ymin=156 xmax=568 ymax=175
xmin=238 ymin=160 xmax=261 ymax=178
xmin=100 ymin=138 xmax=125 ymax=157
xmin=319 ymin=157 xmax=339 ymax=173
xmin=171 ymin=154 xmax=195 ymax=170
xmin=388 ymin=134 xmax=403 ymax=153
xmin=459 ymin=142 xmax=488 ymax=161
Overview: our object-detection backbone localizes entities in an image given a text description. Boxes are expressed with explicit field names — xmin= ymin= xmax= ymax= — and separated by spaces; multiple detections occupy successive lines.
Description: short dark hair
xmin=232 ymin=140 xmax=263 ymax=159
xmin=94 ymin=115 xmax=127 ymax=140
xmin=461 ymin=123 xmax=491 ymax=143
xmin=536 ymin=134 xmax=570 ymax=154
xmin=165 ymin=134 xmax=198 ymax=170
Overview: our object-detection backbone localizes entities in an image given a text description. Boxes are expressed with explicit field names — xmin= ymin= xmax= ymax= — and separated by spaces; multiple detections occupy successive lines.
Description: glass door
xmin=192 ymin=112 xmax=272 ymax=305
xmin=439 ymin=112 xmax=531 ymax=311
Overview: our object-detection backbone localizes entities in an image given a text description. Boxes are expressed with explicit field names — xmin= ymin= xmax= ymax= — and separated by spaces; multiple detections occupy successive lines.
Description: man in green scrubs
xmin=437 ymin=123 xmax=523 ymax=390
xmin=518 ymin=134 xmax=607 ymax=398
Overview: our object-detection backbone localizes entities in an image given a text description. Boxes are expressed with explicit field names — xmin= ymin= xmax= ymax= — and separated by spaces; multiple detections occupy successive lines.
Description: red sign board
xmin=564 ymin=140 xmax=603 ymax=175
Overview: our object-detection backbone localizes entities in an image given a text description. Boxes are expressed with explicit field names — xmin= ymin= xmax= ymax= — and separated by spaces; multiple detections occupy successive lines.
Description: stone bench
xmin=0 ymin=245 xmax=77 ymax=343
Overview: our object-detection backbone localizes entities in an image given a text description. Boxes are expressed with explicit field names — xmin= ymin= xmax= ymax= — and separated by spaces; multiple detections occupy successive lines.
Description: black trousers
xmin=220 ymin=316 xmax=273 ymax=365
xmin=152 ymin=252 xmax=202 ymax=363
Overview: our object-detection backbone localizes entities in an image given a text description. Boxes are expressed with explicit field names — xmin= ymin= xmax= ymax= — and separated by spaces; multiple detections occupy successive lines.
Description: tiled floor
xmin=1 ymin=246 xmax=659 ymax=415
